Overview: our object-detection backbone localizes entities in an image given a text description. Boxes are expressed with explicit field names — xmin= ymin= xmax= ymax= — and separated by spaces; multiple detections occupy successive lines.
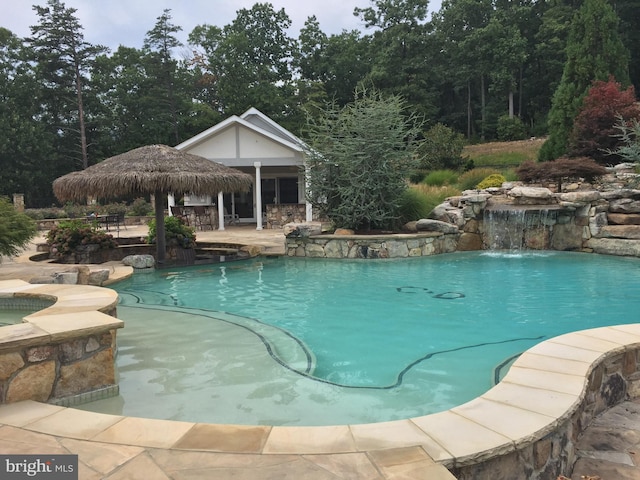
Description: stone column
xmin=13 ymin=193 xmax=24 ymax=212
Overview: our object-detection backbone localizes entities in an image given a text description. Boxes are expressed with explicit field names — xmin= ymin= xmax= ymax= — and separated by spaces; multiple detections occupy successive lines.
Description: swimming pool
xmin=79 ymin=251 xmax=640 ymax=425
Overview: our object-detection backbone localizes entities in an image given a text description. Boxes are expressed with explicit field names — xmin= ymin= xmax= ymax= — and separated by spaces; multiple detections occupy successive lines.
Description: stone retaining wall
xmin=286 ymin=232 xmax=460 ymax=258
xmin=0 ymin=281 xmax=123 ymax=406
xmin=449 ymin=337 xmax=640 ymax=479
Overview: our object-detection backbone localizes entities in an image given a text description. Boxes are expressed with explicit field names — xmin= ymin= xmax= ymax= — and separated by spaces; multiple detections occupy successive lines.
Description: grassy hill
xmin=463 ymin=138 xmax=545 ymax=168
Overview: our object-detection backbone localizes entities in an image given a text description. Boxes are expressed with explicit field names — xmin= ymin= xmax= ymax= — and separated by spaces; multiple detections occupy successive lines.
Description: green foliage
xmin=608 ymin=116 xmax=640 ymax=163
xmin=147 ymin=216 xmax=196 ymax=248
xmin=496 ymin=115 xmax=527 ymax=141
xmin=457 ymin=168 xmax=501 ymax=191
xmin=24 ymin=208 xmax=67 ymax=220
xmin=417 ymin=123 xmax=467 ymax=170
xmin=477 ymin=173 xmax=506 ymax=189
xmin=0 ymin=197 xmax=37 ymax=257
xmin=46 ymin=220 xmax=117 ymax=258
xmin=401 ymin=184 xmax=462 ymax=222
xmin=129 ymin=198 xmax=153 ymax=216
xmin=542 ymin=0 xmax=630 ymax=161
xmin=398 ymin=187 xmax=434 ymax=224
xmin=63 ymin=202 xmax=91 ymax=219
xmin=423 ymin=170 xmax=459 ymax=186
xmin=303 ymin=88 xmax=423 ymax=231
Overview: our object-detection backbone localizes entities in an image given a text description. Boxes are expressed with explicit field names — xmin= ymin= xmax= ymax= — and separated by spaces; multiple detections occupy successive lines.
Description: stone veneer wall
xmin=450 ymin=346 xmax=640 ymax=480
xmin=0 ymin=282 xmax=123 ymax=406
xmin=286 ymin=231 xmax=460 ymax=258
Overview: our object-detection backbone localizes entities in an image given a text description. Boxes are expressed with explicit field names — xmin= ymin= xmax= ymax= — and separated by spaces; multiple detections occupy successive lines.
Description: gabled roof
xmin=175 ymin=107 xmax=305 ymax=153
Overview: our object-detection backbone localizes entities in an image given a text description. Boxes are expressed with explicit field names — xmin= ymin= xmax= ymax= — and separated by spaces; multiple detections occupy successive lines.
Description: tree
xmin=569 ymin=77 xmax=640 ymax=164
xmin=143 ymin=9 xmax=185 ymax=145
xmin=28 ymin=0 xmax=108 ymax=170
xmin=416 ymin=123 xmax=467 ymax=170
xmin=355 ymin=0 xmax=438 ymax=119
xmin=188 ymin=3 xmax=296 ymax=123
xmin=539 ymin=0 xmax=630 ymax=161
xmin=0 ymin=197 xmax=37 ymax=257
xmin=0 ymin=28 xmax=55 ymax=207
xmin=303 ymin=89 xmax=422 ymax=230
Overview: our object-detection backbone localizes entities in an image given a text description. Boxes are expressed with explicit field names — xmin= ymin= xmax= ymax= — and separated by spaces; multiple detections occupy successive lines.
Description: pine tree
xmin=28 ymin=0 xmax=107 ymax=170
xmin=539 ymin=0 xmax=630 ymax=161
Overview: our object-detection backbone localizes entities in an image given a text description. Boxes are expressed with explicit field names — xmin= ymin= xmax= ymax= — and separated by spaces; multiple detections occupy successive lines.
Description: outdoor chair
xmin=223 ymin=208 xmax=240 ymax=226
xmin=193 ymin=205 xmax=214 ymax=230
xmin=171 ymin=205 xmax=190 ymax=226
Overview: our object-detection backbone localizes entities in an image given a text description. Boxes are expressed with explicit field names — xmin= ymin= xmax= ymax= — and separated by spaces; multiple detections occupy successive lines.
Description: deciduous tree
xmin=569 ymin=77 xmax=640 ymax=164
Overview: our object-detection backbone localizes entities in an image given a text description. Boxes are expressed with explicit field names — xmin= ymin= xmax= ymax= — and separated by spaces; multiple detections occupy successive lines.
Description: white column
xmin=168 ymin=194 xmax=176 ymax=215
xmin=254 ymin=161 xmax=263 ymax=230
xmin=217 ymin=192 xmax=225 ymax=231
xmin=304 ymin=170 xmax=313 ymax=222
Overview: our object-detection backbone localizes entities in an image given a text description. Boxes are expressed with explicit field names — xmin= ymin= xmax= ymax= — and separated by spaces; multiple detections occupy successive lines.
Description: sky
xmin=1 ymin=0 xmax=442 ymax=53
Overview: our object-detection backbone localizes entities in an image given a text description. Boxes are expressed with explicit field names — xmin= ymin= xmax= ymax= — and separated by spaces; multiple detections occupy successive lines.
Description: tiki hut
xmin=53 ymin=144 xmax=252 ymax=263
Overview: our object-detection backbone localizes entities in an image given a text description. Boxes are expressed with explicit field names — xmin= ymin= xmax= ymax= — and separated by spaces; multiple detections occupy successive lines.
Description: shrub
xmin=0 ymin=197 xmax=37 ymax=256
xmin=63 ymin=202 xmax=91 ymax=219
xmin=100 ymin=202 xmax=127 ymax=215
xmin=497 ymin=115 xmax=528 ymax=141
xmin=417 ymin=123 xmax=467 ymax=170
xmin=129 ymin=198 xmax=153 ymax=217
xmin=402 ymin=184 xmax=461 ymax=221
xmin=516 ymin=157 xmax=607 ymax=191
xmin=607 ymin=115 xmax=640 ymax=163
xmin=46 ymin=220 xmax=117 ymax=258
xmin=147 ymin=216 xmax=196 ymax=249
xmin=456 ymin=168 xmax=501 ymax=191
xmin=423 ymin=169 xmax=459 ymax=186
xmin=477 ymin=174 xmax=506 ymax=189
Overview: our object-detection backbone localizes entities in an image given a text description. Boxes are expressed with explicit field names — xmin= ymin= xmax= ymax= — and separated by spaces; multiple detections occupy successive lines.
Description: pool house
xmin=171 ymin=108 xmax=313 ymax=230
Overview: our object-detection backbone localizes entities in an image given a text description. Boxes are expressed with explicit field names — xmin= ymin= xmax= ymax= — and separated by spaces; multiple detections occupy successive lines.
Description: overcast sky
xmin=1 ymin=0 xmax=442 ymax=53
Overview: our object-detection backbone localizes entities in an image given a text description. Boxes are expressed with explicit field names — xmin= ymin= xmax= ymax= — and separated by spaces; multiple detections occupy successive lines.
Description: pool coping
xmin=0 ymin=280 xmax=639 ymax=478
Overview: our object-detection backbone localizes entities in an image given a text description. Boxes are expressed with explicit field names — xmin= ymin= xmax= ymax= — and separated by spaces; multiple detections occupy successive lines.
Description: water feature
xmin=482 ymin=205 xmax=561 ymax=250
xmin=78 ymin=251 xmax=640 ymax=426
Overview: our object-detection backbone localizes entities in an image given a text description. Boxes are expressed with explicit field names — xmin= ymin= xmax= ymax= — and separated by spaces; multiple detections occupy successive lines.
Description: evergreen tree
xmin=28 ymin=0 xmax=107 ymax=170
xmin=539 ymin=0 xmax=630 ymax=161
xmin=303 ymin=89 xmax=422 ymax=231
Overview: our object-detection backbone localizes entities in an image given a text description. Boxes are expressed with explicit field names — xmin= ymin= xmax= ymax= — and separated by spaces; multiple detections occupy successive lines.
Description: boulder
xmin=283 ymin=222 xmax=322 ymax=238
xmin=415 ymin=219 xmax=460 ymax=234
xmin=597 ymin=225 xmax=640 ymax=240
xmin=609 ymin=198 xmax=640 ymax=214
xmin=122 ymin=254 xmax=155 ymax=269
xmin=509 ymin=187 xmax=556 ymax=205
xmin=558 ymin=191 xmax=600 ymax=203
xmin=607 ymin=213 xmax=640 ymax=225
xmin=585 ymin=238 xmax=640 ymax=256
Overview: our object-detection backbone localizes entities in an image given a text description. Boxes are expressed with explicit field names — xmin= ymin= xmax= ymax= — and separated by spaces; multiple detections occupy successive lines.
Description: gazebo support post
xmin=154 ymin=189 xmax=166 ymax=264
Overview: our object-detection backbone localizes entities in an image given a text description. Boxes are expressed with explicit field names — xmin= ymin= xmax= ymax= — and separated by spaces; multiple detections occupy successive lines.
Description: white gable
xmin=176 ymin=108 xmax=305 ymax=168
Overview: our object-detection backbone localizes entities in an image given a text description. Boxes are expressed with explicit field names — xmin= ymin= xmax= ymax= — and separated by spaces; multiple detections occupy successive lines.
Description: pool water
xmin=80 ymin=251 xmax=640 ymax=425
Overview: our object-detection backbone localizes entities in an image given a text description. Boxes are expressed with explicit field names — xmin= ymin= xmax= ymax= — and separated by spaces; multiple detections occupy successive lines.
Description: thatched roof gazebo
xmin=53 ymin=144 xmax=252 ymax=263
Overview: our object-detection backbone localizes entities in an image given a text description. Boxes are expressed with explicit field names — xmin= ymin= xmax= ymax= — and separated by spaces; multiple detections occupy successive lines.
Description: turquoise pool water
xmin=80 ymin=251 xmax=640 ymax=425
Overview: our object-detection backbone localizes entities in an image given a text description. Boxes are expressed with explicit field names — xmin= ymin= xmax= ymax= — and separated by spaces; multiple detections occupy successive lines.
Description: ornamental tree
xmin=516 ymin=157 xmax=607 ymax=191
xmin=303 ymin=89 xmax=422 ymax=231
xmin=569 ymin=77 xmax=640 ymax=164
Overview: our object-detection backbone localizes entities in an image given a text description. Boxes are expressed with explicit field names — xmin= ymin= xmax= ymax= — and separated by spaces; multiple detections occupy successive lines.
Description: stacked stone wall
xmin=0 ymin=331 xmax=118 ymax=405
xmin=286 ymin=232 xmax=460 ymax=258
xmin=450 ymin=348 xmax=640 ymax=479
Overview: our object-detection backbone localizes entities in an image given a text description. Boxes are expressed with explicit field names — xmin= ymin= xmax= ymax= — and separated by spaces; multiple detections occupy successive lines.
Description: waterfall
xmin=482 ymin=206 xmax=557 ymax=251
